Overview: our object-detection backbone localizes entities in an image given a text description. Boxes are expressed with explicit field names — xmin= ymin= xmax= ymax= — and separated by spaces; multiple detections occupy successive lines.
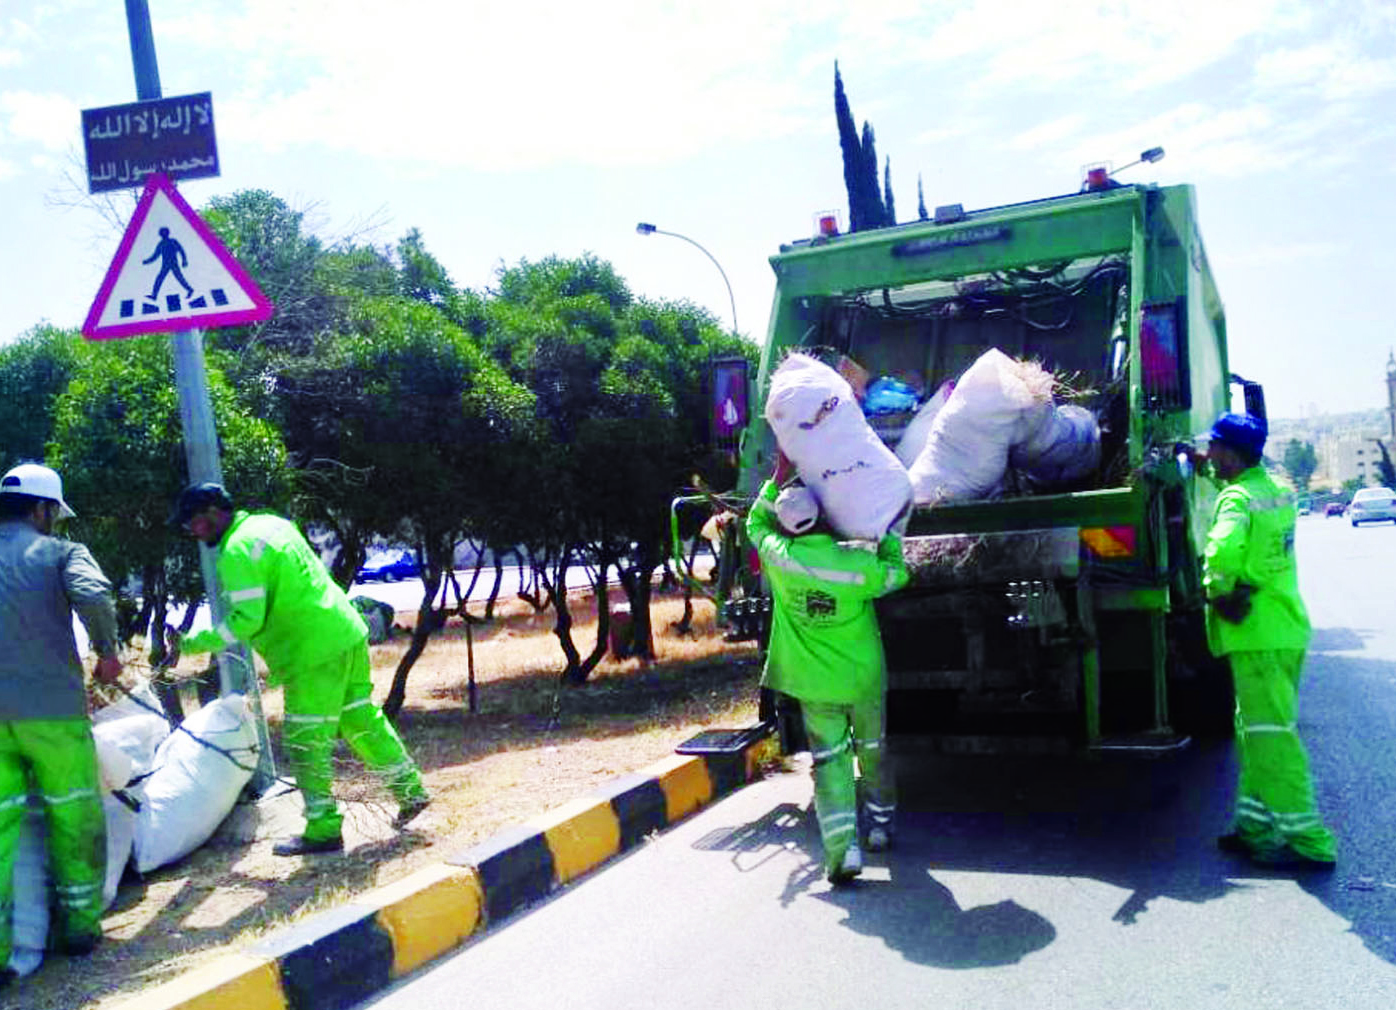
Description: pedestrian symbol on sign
xmin=82 ymin=173 xmax=271 ymax=340
xmin=143 ymin=227 xmax=195 ymax=303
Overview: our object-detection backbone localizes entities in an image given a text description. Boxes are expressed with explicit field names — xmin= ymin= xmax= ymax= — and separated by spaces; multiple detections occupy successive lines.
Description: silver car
xmin=1350 ymin=486 xmax=1396 ymax=526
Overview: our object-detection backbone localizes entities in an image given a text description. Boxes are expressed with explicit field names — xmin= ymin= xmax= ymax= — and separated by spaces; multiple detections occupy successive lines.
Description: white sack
xmin=133 ymin=694 xmax=257 ymax=873
xmin=765 ymin=353 xmax=911 ymax=540
xmin=894 ymin=381 xmax=955 ymax=468
xmin=908 ymin=349 xmax=1053 ymax=504
xmin=8 ymin=803 xmax=48 ymax=978
xmin=102 ymin=793 xmax=137 ymax=908
xmin=93 ymin=680 xmax=171 ymax=779
xmin=1010 ymin=403 xmax=1101 ymax=485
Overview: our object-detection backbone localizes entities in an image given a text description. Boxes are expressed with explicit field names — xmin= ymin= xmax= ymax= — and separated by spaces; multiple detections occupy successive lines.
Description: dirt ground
xmin=8 ymin=587 xmax=761 ymax=1010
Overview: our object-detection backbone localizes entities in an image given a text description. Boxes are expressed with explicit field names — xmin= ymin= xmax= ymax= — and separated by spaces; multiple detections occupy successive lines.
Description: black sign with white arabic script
xmin=82 ymin=92 xmax=219 ymax=194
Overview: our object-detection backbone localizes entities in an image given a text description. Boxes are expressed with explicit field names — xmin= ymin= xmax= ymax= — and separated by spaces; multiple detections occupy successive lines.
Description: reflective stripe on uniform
xmin=0 ymin=795 xmax=28 ymax=813
xmin=228 ymin=587 xmax=266 ymax=603
xmin=1243 ymin=722 xmax=1297 ymax=735
xmin=818 ymin=810 xmax=857 ymax=835
xmin=762 ymin=551 xmax=866 ymax=586
xmin=284 ymin=713 xmax=339 ymax=725
xmin=42 ymin=787 xmax=98 ymax=807
xmin=853 ymin=738 xmax=883 ymax=752
xmin=248 ymin=537 xmax=271 ymax=562
xmin=810 ymin=737 xmax=851 ymax=763
xmin=342 ymin=698 xmax=373 ymax=712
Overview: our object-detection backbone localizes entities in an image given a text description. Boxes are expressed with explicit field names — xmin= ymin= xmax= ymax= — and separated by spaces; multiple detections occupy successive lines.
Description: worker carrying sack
xmin=765 ymin=352 xmax=912 ymax=540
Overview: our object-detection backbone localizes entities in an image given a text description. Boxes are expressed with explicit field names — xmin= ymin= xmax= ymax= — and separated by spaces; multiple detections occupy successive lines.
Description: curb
xmin=114 ymin=726 xmax=778 ymax=1010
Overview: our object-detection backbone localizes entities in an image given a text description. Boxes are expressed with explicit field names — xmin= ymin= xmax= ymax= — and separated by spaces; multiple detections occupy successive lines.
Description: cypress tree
xmin=918 ymin=174 xmax=929 ymax=220
xmin=883 ymin=156 xmax=896 ymax=225
xmin=860 ymin=121 xmax=883 ymax=229
xmin=834 ymin=63 xmax=867 ymax=232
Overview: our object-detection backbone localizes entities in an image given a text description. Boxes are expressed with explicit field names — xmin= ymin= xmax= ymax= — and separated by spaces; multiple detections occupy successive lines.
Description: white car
xmin=1349 ymin=486 xmax=1396 ymax=526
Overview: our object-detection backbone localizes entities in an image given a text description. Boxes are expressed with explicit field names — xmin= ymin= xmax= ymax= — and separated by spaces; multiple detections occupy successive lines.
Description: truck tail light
xmin=1140 ymin=298 xmax=1190 ymax=409
xmin=1081 ymin=526 xmax=1136 ymax=559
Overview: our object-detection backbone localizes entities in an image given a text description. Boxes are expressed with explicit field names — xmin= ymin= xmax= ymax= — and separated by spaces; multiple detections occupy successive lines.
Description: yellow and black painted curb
xmin=116 ymin=725 xmax=777 ymax=1010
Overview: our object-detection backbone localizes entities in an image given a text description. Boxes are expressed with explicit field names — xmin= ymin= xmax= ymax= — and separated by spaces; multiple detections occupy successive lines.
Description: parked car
xmin=355 ymin=549 xmax=420 ymax=583
xmin=1349 ymin=487 xmax=1396 ymax=526
xmin=1325 ymin=502 xmax=1346 ymax=517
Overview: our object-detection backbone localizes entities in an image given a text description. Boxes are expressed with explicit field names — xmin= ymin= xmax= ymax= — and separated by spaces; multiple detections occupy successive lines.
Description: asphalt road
xmin=356 ymin=517 xmax=1396 ymax=1008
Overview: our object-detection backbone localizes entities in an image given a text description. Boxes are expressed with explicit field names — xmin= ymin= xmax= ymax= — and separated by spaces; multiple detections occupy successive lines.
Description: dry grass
xmin=11 ymin=587 xmax=761 ymax=1010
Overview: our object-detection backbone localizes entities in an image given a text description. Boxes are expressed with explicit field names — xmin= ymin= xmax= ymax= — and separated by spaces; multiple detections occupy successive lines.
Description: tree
xmin=1281 ymin=439 xmax=1318 ymax=491
xmin=483 ymin=256 xmax=756 ymax=682
xmin=1373 ymin=439 xmax=1396 ymax=488
xmin=834 ymin=63 xmax=885 ymax=233
xmin=883 ymin=156 xmax=896 ymax=225
xmin=0 ymin=325 xmax=87 ymax=472
xmin=47 ymin=335 xmax=289 ymax=652
xmin=917 ymin=174 xmax=929 ymax=221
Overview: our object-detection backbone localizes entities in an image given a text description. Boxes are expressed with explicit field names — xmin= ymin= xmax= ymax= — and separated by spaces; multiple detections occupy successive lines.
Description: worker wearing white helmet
xmin=0 ymin=464 xmax=122 ymax=978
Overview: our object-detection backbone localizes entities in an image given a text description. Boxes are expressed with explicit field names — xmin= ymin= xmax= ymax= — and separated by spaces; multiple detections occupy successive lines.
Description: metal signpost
xmin=72 ymin=0 xmax=275 ymax=790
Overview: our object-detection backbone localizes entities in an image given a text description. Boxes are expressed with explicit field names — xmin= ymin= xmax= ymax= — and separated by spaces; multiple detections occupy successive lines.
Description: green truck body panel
xmin=735 ymin=183 xmax=1245 ymax=751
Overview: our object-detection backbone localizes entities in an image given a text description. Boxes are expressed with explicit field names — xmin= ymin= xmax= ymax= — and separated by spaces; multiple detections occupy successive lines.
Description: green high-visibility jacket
xmin=747 ymin=480 xmax=909 ymax=705
xmin=1202 ymin=465 xmax=1310 ymax=656
xmin=180 ymin=511 xmax=367 ymax=684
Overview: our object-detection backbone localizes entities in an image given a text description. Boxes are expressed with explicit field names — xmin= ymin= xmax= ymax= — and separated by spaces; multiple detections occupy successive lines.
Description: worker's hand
xmin=94 ymin=654 xmax=122 ymax=685
xmin=1210 ymin=583 xmax=1255 ymax=624
xmin=774 ymin=449 xmax=795 ymax=486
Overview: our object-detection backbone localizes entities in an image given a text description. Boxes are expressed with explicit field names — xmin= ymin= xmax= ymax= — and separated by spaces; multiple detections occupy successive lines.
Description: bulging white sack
xmin=1010 ymin=403 xmax=1101 ymax=485
xmin=894 ymin=380 xmax=955 ymax=468
xmin=102 ymin=792 xmax=137 ymax=908
xmin=908 ymin=349 xmax=1053 ymax=504
xmin=765 ymin=353 xmax=911 ymax=540
xmin=133 ymin=694 xmax=257 ymax=873
xmin=93 ymin=681 xmax=171 ymax=779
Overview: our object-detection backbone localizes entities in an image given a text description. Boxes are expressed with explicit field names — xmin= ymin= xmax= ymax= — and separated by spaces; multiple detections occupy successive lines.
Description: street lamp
xmin=635 ymin=222 xmax=738 ymax=336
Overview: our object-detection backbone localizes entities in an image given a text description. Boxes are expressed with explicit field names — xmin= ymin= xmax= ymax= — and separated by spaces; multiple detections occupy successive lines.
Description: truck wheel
xmin=1167 ymin=611 xmax=1235 ymax=739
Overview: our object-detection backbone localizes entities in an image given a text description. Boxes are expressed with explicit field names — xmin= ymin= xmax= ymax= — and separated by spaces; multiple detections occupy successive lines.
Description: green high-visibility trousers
xmin=0 ymin=719 xmax=106 ymax=962
xmin=801 ymin=697 xmax=894 ymax=874
xmin=282 ymin=644 xmax=428 ymax=842
xmin=1229 ymin=649 xmax=1337 ymax=861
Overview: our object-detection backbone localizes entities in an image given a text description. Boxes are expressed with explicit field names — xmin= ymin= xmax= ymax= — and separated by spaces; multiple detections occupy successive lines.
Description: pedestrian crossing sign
xmin=82 ymin=172 xmax=272 ymax=340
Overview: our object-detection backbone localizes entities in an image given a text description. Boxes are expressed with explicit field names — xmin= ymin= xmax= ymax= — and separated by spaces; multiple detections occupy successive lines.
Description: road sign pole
xmin=124 ymin=0 xmax=275 ymax=793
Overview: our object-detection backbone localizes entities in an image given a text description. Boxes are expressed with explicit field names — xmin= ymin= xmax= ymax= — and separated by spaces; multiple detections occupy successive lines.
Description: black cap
xmin=170 ymin=481 xmax=233 ymax=526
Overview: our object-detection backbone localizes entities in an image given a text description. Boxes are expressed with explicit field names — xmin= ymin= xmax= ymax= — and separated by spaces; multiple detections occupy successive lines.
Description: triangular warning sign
xmin=82 ymin=172 xmax=273 ymax=340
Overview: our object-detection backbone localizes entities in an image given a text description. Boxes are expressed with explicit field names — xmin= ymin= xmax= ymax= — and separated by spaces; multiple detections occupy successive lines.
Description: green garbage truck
xmin=735 ymin=179 xmax=1264 ymax=754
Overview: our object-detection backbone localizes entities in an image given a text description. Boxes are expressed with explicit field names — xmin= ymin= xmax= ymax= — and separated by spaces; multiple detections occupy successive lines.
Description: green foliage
xmin=396 ymin=228 xmax=456 ymax=306
xmin=917 ymin=174 xmax=928 ymax=221
xmin=1281 ymin=438 xmax=1318 ymax=491
xmin=47 ymin=335 xmax=288 ymax=600
xmin=1342 ymin=476 xmax=1364 ymax=495
xmin=883 ymin=155 xmax=896 ymax=225
xmin=0 ymin=324 xmax=87 ymax=472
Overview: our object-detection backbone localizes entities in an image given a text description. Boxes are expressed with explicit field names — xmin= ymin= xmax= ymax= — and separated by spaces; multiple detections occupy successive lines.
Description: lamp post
xmin=636 ymin=222 xmax=738 ymax=336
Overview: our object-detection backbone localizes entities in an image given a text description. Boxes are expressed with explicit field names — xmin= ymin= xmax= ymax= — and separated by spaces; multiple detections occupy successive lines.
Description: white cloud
xmin=1214 ymin=240 xmax=1343 ymax=270
xmin=1 ymin=90 xmax=80 ymax=153
xmin=1009 ymin=115 xmax=1087 ymax=151
xmin=0 ymin=156 xmax=16 ymax=182
xmin=0 ymin=49 xmax=22 ymax=69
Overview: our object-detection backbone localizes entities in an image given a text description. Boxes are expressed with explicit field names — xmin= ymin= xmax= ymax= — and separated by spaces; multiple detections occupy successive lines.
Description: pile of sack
xmin=763 ymin=348 xmax=1101 ymax=533
xmin=8 ymin=687 xmax=257 ymax=978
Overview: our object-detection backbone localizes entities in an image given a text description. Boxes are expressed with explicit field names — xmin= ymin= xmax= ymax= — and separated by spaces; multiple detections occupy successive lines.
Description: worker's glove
xmin=1209 ymin=583 xmax=1255 ymax=624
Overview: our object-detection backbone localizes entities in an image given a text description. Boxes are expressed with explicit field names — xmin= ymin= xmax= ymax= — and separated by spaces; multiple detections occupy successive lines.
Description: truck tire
xmin=1166 ymin=611 xmax=1235 ymax=739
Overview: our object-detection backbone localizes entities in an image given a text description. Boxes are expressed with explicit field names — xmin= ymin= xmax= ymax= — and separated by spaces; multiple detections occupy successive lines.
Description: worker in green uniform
xmin=171 ymin=483 xmax=430 ymax=856
xmin=0 ymin=464 xmax=121 ymax=978
xmin=1201 ymin=414 xmax=1336 ymax=870
xmin=747 ymin=454 xmax=908 ymax=884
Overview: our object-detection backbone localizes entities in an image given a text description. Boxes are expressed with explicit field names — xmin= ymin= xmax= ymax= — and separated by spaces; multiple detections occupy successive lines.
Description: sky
xmin=2 ymin=0 xmax=1394 ymax=420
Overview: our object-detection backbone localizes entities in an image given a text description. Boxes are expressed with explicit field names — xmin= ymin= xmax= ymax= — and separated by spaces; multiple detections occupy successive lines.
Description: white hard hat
xmin=774 ymin=484 xmax=820 ymax=535
xmin=0 ymin=463 xmax=76 ymax=518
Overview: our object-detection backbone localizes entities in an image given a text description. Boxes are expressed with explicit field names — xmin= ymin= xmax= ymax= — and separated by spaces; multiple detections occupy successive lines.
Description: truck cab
xmin=739 ymin=182 xmax=1251 ymax=754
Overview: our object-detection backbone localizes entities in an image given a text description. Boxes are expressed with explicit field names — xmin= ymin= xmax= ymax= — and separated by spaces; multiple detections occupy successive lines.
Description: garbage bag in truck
xmin=765 ymin=352 xmax=912 ymax=540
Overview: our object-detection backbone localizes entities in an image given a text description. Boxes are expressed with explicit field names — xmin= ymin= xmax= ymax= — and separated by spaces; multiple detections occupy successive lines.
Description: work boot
xmin=1249 ymin=844 xmax=1336 ymax=873
xmin=866 ymin=826 xmax=892 ymax=854
xmin=272 ymin=834 xmax=345 ymax=856
xmin=393 ymin=795 xmax=431 ymax=830
xmin=1216 ymin=832 xmax=1252 ymax=855
xmin=828 ymin=843 xmax=863 ymax=885
xmin=58 ymin=930 xmax=102 ymax=956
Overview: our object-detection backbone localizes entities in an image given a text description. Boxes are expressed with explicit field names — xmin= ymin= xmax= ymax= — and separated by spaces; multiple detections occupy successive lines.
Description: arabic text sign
xmin=82 ymin=92 xmax=219 ymax=194
xmin=83 ymin=173 xmax=272 ymax=340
